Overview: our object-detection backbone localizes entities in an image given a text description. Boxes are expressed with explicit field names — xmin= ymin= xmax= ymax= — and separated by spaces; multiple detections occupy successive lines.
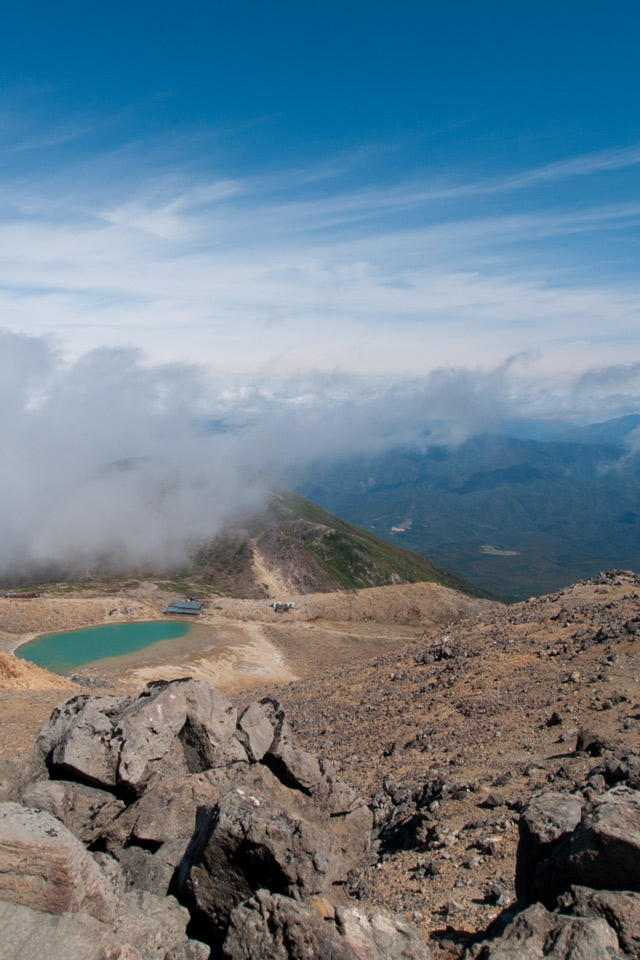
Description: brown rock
xmin=558 ymin=885 xmax=640 ymax=957
xmin=541 ymin=786 xmax=640 ymax=900
xmin=177 ymin=783 xmax=358 ymax=936
xmin=100 ymin=770 xmax=225 ymax=851
xmin=0 ymin=802 xmax=115 ymax=921
xmin=223 ymin=891 xmax=431 ymax=960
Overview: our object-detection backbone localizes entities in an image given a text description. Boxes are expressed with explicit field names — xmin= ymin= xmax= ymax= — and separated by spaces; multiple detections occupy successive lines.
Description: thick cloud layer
xmin=0 ymin=332 xmax=269 ymax=580
xmin=1 ymin=330 xmax=639 ymax=582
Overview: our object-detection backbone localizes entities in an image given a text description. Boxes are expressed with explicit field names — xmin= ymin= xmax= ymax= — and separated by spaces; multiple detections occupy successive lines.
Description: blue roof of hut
xmin=166 ymin=600 xmax=203 ymax=615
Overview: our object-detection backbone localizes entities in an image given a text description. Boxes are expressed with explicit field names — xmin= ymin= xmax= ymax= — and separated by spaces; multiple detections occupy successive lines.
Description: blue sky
xmin=1 ymin=0 xmax=640 ymax=414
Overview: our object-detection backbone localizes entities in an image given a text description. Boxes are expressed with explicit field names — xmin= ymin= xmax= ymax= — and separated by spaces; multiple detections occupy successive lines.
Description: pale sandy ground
xmin=0 ymin=582 xmax=499 ymax=695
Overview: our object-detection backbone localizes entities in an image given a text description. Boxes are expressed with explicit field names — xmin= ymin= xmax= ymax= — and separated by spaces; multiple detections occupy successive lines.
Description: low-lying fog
xmin=2 ymin=330 xmax=638 ymax=582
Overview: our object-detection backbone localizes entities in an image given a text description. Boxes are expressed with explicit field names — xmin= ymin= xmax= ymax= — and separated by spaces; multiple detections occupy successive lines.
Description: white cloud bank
xmin=1 ymin=330 xmax=639 ymax=582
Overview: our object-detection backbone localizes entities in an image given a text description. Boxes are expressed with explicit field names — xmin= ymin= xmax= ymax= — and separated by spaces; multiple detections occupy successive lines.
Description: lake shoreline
xmin=16 ymin=619 xmax=195 ymax=675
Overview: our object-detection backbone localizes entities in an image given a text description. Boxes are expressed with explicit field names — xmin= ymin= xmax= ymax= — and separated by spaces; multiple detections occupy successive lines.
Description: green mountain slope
xmin=195 ymin=490 xmax=493 ymax=599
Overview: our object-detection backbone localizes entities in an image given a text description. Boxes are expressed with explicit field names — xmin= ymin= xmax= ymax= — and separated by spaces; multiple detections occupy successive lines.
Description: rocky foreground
xmin=1 ymin=570 xmax=640 ymax=959
xmin=0 ymin=654 xmax=640 ymax=957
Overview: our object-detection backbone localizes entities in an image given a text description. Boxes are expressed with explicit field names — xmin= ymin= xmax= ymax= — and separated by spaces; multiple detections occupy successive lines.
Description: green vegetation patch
xmin=278 ymin=491 xmax=493 ymax=598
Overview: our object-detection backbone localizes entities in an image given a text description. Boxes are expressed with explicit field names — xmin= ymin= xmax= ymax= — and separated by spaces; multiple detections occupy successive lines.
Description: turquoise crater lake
xmin=16 ymin=621 xmax=192 ymax=675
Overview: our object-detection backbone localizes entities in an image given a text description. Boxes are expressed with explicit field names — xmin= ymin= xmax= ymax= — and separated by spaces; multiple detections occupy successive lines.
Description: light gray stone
xmin=515 ymin=791 xmax=585 ymax=901
xmin=0 ymin=753 xmax=48 ymax=803
xmin=177 ymin=785 xmax=349 ymax=937
xmin=22 ymin=778 xmax=125 ymax=843
xmin=236 ymin=702 xmax=274 ymax=762
xmin=37 ymin=696 xmax=127 ymax=790
xmin=0 ymin=892 xmax=209 ymax=960
xmin=259 ymin=698 xmax=322 ymax=793
xmin=474 ymin=902 xmax=622 ymax=959
xmin=116 ymin=679 xmax=247 ymax=796
xmin=335 ymin=902 xmax=432 ymax=959
xmin=0 ymin=899 xmax=141 ymax=960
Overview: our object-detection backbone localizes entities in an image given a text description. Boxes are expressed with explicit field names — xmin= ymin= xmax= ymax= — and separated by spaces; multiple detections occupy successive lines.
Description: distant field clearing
xmin=479 ymin=545 xmax=520 ymax=556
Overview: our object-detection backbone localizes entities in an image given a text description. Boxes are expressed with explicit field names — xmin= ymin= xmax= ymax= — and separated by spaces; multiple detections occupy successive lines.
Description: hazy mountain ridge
xmin=297 ymin=416 xmax=640 ymax=601
xmin=3 ymin=490 xmax=489 ymax=603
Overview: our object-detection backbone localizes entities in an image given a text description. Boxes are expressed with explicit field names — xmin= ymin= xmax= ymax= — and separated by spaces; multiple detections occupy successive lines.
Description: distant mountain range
xmin=296 ymin=415 xmax=640 ymax=602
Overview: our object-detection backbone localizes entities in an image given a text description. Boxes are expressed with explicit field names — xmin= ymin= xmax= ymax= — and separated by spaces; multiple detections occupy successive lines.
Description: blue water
xmin=16 ymin=620 xmax=192 ymax=675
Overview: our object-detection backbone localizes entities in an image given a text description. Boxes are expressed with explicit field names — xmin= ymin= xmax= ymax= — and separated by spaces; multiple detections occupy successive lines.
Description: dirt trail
xmin=250 ymin=543 xmax=289 ymax=598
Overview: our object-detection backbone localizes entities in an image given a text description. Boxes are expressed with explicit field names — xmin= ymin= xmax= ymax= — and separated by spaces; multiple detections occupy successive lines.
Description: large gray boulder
xmin=177 ymin=772 xmax=368 ymax=938
xmin=515 ymin=792 xmax=584 ymax=901
xmin=116 ymin=840 xmax=191 ymax=896
xmin=34 ymin=680 xmax=248 ymax=798
xmin=36 ymin=695 xmax=129 ymax=790
xmin=0 ymin=802 xmax=116 ymax=921
xmin=523 ymin=787 xmax=640 ymax=904
xmin=473 ymin=902 xmax=622 ymax=959
xmin=0 ymin=801 xmax=208 ymax=958
xmin=17 ymin=680 xmax=374 ymax=954
xmin=116 ymin=680 xmax=247 ymax=796
xmin=223 ymin=890 xmax=431 ymax=960
xmin=558 ymin=885 xmax=640 ymax=958
xmin=98 ymin=769 xmax=227 ymax=895
xmin=100 ymin=770 xmax=225 ymax=852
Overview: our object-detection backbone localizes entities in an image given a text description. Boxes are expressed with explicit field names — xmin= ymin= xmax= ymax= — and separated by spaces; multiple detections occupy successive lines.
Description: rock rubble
xmin=0 ymin=677 xmax=399 ymax=959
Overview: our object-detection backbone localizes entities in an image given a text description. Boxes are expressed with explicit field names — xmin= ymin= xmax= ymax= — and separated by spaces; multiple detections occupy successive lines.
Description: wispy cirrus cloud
xmin=0 ymin=123 xmax=638 ymax=387
xmin=486 ymin=143 xmax=640 ymax=192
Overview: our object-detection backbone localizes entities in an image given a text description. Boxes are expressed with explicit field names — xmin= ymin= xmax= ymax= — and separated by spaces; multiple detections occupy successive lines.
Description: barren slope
xmin=0 ymin=652 xmax=80 ymax=691
xmin=256 ymin=570 xmax=640 ymax=942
